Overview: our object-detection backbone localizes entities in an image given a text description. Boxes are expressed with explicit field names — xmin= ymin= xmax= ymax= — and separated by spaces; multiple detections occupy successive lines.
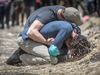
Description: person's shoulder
xmin=57 ymin=21 xmax=73 ymax=29
xmin=59 ymin=21 xmax=72 ymax=26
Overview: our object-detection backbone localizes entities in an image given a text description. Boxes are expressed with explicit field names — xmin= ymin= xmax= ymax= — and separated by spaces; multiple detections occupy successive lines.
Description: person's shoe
xmin=6 ymin=47 xmax=26 ymax=65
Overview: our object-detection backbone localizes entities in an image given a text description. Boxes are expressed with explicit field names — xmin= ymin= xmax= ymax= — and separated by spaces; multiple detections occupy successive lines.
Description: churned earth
xmin=0 ymin=16 xmax=100 ymax=75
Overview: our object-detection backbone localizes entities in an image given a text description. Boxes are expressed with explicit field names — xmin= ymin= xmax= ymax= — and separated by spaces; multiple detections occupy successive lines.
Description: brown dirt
xmin=0 ymin=16 xmax=100 ymax=75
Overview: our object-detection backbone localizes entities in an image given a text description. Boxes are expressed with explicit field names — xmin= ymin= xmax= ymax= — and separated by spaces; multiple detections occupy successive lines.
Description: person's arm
xmin=27 ymin=20 xmax=51 ymax=45
xmin=49 ymin=28 xmax=72 ymax=56
xmin=52 ymin=28 xmax=72 ymax=49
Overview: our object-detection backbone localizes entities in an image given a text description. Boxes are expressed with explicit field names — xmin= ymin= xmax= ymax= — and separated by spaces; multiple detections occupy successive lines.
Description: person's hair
xmin=68 ymin=34 xmax=91 ymax=60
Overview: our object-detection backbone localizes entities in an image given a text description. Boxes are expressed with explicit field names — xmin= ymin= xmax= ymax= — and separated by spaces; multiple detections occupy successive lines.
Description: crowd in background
xmin=0 ymin=0 xmax=100 ymax=29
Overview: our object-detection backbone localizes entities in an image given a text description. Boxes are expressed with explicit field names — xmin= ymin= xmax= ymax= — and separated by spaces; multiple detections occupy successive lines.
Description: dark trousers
xmin=42 ymin=0 xmax=50 ymax=6
xmin=0 ymin=5 xmax=10 ymax=28
xmin=52 ymin=0 xmax=57 ymax=5
xmin=97 ymin=0 xmax=100 ymax=11
xmin=85 ymin=1 xmax=94 ymax=15
xmin=25 ymin=5 xmax=31 ymax=19
xmin=12 ymin=1 xmax=24 ymax=26
xmin=97 ymin=0 xmax=100 ymax=16
xmin=35 ymin=3 xmax=41 ymax=10
xmin=88 ymin=2 xmax=94 ymax=15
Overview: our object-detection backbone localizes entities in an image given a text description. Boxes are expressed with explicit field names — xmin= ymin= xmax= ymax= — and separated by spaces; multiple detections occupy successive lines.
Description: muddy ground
xmin=0 ymin=16 xmax=100 ymax=75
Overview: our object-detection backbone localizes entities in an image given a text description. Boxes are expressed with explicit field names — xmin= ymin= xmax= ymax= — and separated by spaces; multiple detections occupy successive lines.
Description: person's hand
xmin=47 ymin=38 xmax=54 ymax=46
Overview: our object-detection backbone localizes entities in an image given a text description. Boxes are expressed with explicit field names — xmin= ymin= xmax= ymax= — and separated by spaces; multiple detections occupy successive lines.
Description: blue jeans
xmin=0 ymin=5 xmax=10 ymax=28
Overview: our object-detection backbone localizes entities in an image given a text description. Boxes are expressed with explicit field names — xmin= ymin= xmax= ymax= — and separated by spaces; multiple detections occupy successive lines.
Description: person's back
xmin=40 ymin=21 xmax=73 ymax=39
xmin=24 ymin=5 xmax=66 ymax=29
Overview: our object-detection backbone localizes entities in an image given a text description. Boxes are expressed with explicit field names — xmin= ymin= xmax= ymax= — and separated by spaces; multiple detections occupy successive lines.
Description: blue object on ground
xmin=49 ymin=69 xmax=52 ymax=72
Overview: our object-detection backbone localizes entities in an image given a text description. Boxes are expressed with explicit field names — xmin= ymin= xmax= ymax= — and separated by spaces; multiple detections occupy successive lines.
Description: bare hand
xmin=47 ymin=38 xmax=54 ymax=46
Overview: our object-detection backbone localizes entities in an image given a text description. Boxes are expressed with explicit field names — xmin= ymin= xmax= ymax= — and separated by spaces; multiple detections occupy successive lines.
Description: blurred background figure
xmin=24 ymin=0 xmax=35 ymax=19
xmin=42 ymin=0 xmax=50 ymax=6
xmin=0 ymin=0 xmax=98 ymax=29
xmin=51 ymin=0 xmax=60 ymax=5
xmin=0 ymin=0 xmax=11 ymax=29
xmin=15 ymin=0 xmax=25 ymax=26
xmin=11 ymin=0 xmax=25 ymax=26
xmin=94 ymin=0 xmax=97 ymax=14
xmin=35 ymin=0 xmax=41 ymax=10
xmin=59 ymin=0 xmax=72 ymax=7
xmin=52 ymin=0 xmax=57 ymax=5
xmin=96 ymin=0 xmax=100 ymax=17
xmin=84 ymin=0 xmax=95 ymax=16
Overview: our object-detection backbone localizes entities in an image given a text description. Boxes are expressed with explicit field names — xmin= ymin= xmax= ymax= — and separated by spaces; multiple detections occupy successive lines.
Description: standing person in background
xmin=10 ymin=0 xmax=16 ymax=26
xmin=51 ymin=0 xmax=60 ymax=5
xmin=59 ymin=0 xmax=72 ymax=7
xmin=96 ymin=0 xmax=100 ymax=17
xmin=35 ymin=0 xmax=41 ymax=10
xmin=24 ymin=0 xmax=35 ymax=19
xmin=0 ymin=0 xmax=11 ymax=29
xmin=15 ymin=0 xmax=25 ymax=26
xmin=11 ymin=0 xmax=25 ymax=26
xmin=84 ymin=0 xmax=95 ymax=16
xmin=94 ymin=0 xmax=97 ymax=14
xmin=52 ymin=0 xmax=57 ymax=5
